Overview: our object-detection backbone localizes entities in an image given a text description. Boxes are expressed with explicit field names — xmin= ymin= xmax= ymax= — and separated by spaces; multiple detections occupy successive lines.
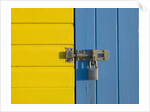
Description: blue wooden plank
xmin=75 ymin=8 xmax=139 ymax=104
xmin=118 ymin=8 xmax=139 ymax=104
xmin=75 ymin=8 xmax=96 ymax=104
xmin=96 ymin=8 xmax=118 ymax=104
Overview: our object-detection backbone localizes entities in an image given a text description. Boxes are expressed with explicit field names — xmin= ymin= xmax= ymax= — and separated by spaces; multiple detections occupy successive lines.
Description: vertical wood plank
xmin=75 ymin=8 xmax=139 ymax=104
xmin=96 ymin=8 xmax=118 ymax=104
xmin=118 ymin=8 xmax=139 ymax=104
xmin=75 ymin=8 xmax=96 ymax=104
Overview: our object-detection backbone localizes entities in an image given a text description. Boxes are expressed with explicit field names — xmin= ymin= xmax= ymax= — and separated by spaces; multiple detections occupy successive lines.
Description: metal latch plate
xmin=66 ymin=48 xmax=109 ymax=62
xmin=66 ymin=47 xmax=74 ymax=62
xmin=92 ymin=50 xmax=109 ymax=61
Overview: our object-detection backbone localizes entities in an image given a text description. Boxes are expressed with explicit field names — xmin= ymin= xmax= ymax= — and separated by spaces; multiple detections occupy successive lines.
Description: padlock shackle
xmin=89 ymin=59 xmax=98 ymax=68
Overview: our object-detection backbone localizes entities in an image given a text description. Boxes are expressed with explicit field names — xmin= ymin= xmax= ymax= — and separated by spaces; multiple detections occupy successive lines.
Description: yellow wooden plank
xmin=11 ymin=67 xmax=74 ymax=87
xmin=11 ymin=88 xmax=74 ymax=104
xmin=11 ymin=24 xmax=74 ymax=44
xmin=11 ymin=8 xmax=75 ymax=104
xmin=11 ymin=45 xmax=74 ymax=66
xmin=11 ymin=8 xmax=74 ymax=23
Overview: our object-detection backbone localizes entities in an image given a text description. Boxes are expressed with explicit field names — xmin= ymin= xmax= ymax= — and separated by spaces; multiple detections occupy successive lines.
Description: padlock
xmin=88 ymin=60 xmax=98 ymax=80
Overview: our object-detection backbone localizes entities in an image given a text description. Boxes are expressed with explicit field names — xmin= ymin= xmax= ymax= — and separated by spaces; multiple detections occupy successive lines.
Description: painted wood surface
xmin=11 ymin=24 xmax=74 ymax=44
xmin=11 ymin=88 xmax=74 ymax=104
xmin=11 ymin=8 xmax=75 ymax=104
xmin=118 ymin=8 xmax=139 ymax=104
xmin=75 ymin=8 xmax=96 ymax=104
xmin=76 ymin=8 xmax=139 ymax=104
xmin=11 ymin=67 xmax=74 ymax=87
xmin=11 ymin=45 xmax=74 ymax=66
xmin=11 ymin=8 xmax=74 ymax=23
xmin=96 ymin=8 xmax=118 ymax=104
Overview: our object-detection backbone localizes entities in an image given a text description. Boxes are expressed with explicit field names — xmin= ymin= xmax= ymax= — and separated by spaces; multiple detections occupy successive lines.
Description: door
xmin=11 ymin=8 xmax=75 ymax=104
xmin=75 ymin=8 xmax=139 ymax=104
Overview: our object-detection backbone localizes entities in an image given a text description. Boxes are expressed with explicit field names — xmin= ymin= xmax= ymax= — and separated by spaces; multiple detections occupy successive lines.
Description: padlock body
xmin=88 ymin=68 xmax=98 ymax=80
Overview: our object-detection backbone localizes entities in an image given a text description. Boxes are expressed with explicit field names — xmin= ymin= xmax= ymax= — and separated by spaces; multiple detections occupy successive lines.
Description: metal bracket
xmin=66 ymin=47 xmax=109 ymax=63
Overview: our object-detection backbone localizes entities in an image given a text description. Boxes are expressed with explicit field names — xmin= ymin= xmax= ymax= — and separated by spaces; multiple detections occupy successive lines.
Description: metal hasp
xmin=65 ymin=47 xmax=109 ymax=62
